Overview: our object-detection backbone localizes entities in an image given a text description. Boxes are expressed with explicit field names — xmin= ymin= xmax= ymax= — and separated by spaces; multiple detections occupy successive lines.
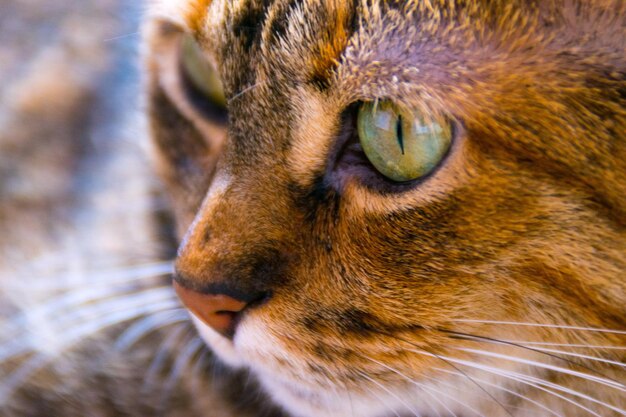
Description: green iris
xmin=180 ymin=33 xmax=226 ymax=107
xmin=357 ymin=101 xmax=452 ymax=182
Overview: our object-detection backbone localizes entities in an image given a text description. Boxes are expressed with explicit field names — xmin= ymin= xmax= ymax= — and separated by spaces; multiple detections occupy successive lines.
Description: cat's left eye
xmin=180 ymin=33 xmax=226 ymax=108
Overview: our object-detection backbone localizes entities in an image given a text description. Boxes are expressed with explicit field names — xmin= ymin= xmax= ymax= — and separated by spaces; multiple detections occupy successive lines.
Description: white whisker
xmin=5 ymin=261 xmax=173 ymax=292
xmin=4 ymin=281 xmax=174 ymax=340
xmin=427 ymin=353 xmax=602 ymax=416
xmin=356 ymin=370 xmax=422 ymax=417
xmin=163 ymin=336 xmax=205 ymax=393
xmin=362 ymin=356 xmax=445 ymax=417
xmin=228 ymin=82 xmax=264 ymax=102
xmin=364 ymin=356 xmax=480 ymax=417
xmin=520 ymin=346 xmax=626 ymax=368
xmin=190 ymin=349 xmax=211 ymax=394
xmin=114 ymin=308 xmax=189 ymax=351
xmin=457 ymin=347 xmax=626 ymax=391
xmin=453 ymin=320 xmax=626 ymax=335
xmin=412 ymin=349 xmax=625 ymax=416
xmin=418 ymin=369 xmax=537 ymax=416
xmin=1 ymin=290 xmax=179 ymax=362
xmin=61 ymin=299 xmax=180 ymax=347
xmin=142 ymin=324 xmax=188 ymax=393
xmin=496 ymin=341 xmax=626 ymax=350
xmin=360 ymin=384 xmax=402 ymax=417
xmin=43 ymin=287 xmax=176 ymax=330
xmin=433 ymin=367 xmax=564 ymax=417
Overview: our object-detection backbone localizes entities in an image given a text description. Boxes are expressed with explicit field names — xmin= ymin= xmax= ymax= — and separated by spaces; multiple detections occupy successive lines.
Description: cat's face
xmin=144 ymin=1 xmax=626 ymax=416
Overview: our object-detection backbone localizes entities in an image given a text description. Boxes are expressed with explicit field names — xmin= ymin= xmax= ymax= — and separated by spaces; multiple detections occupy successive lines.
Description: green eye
xmin=357 ymin=101 xmax=452 ymax=182
xmin=180 ymin=33 xmax=226 ymax=107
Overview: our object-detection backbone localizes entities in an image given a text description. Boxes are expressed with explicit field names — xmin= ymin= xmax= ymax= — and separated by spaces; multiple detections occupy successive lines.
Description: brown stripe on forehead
xmin=229 ymin=0 xmax=273 ymax=52
xmin=306 ymin=1 xmax=357 ymax=90
xmin=252 ymin=0 xmax=357 ymax=89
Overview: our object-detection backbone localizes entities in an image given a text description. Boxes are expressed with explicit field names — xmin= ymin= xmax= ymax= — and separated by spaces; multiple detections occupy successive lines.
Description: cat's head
xmin=144 ymin=1 xmax=626 ymax=416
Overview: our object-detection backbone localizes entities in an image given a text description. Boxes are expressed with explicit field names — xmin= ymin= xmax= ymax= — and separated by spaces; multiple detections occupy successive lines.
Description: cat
xmin=143 ymin=0 xmax=626 ymax=416
xmin=1 ymin=0 xmax=625 ymax=416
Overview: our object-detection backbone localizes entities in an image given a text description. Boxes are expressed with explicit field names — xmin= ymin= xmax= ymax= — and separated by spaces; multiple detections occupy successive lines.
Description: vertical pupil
xmin=396 ymin=114 xmax=405 ymax=155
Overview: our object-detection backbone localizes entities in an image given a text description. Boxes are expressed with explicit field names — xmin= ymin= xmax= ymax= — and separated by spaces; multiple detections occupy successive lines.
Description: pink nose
xmin=173 ymin=281 xmax=248 ymax=338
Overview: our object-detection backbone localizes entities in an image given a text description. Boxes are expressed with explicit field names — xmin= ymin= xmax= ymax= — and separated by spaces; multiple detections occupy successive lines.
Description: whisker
xmin=478 ymin=340 xmax=626 ymax=350
xmin=362 ymin=355 xmax=444 ymax=417
xmin=433 ymin=367 xmax=565 ymax=417
xmin=527 ymin=346 xmax=626 ymax=368
xmin=228 ymin=82 xmax=264 ymax=102
xmin=416 ymin=368 xmax=535 ymax=416
xmin=453 ymin=320 xmax=626 ymax=335
xmin=356 ymin=369 xmax=423 ymax=417
xmin=142 ymin=324 xmax=189 ymax=393
xmin=445 ymin=330 xmax=622 ymax=382
xmin=104 ymin=31 xmax=140 ymax=42
xmin=190 ymin=349 xmax=212 ymax=395
xmin=375 ymin=330 xmax=514 ymax=417
xmin=416 ymin=351 xmax=625 ymax=416
xmin=44 ymin=287 xmax=176 ymax=329
xmin=162 ymin=336 xmax=205 ymax=393
xmin=413 ymin=385 xmax=457 ymax=417
xmin=114 ymin=308 xmax=189 ymax=351
xmin=457 ymin=347 xmax=626 ymax=392
xmin=158 ymin=334 xmax=205 ymax=412
xmin=360 ymin=385 xmax=402 ymax=417
xmin=1 ymin=291 xmax=179 ymax=362
xmin=3 ymin=281 xmax=174 ymax=341
xmin=60 ymin=299 xmax=181 ymax=347
xmin=4 ymin=261 xmax=173 ymax=292
xmin=363 ymin=355 xmax=478 ymax=417
xmin=0 ymin=299 xmax=179 ymax=401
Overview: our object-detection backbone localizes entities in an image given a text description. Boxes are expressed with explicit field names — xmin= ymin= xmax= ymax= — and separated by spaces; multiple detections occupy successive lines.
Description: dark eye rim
xmin=177 ymin=38 xmax=228 ymax=124
xmin=328 ymin=102 xmax=458 ymax=195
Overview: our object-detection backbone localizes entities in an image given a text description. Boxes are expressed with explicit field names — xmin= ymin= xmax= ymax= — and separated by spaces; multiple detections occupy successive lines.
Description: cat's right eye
xmin=357 ymin=101 xmax=452 ymax=183
xmin=180 ymin=33 xmax=226 ymax=108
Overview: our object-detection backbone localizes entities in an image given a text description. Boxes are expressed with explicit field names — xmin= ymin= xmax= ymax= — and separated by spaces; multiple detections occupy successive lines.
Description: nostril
xmin=172 ymin=279 xmax=271 ymax=339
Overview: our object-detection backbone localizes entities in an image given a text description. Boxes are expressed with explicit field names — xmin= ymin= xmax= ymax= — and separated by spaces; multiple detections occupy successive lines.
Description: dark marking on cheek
xmin=307 ymin=363 xmax=331 ymax=377
xmin=335 ymin=308 xmax=377 ymax=334
xmin=312 ymin=343 xmax=333 ymax=361
xmin=301 ymin=315 xmax=321 ymax=332
xmin=289 ymin=174 xmax=341 ymax=224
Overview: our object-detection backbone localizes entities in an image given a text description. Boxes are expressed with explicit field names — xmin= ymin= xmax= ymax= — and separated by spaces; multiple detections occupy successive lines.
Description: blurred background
xmin=0 ymin=1 xmax=189 ymax=413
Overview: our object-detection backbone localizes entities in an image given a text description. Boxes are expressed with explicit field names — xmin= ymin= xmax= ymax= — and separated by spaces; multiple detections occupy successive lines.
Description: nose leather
xmin=173 ymin=280 xmax=248 ymax=338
